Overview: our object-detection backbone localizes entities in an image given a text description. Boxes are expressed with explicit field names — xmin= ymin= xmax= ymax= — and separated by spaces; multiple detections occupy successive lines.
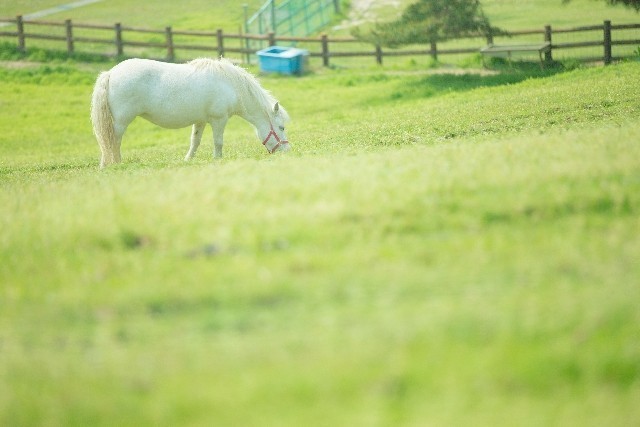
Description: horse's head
xmin=260 ymin=102 xmax=290 ymax=154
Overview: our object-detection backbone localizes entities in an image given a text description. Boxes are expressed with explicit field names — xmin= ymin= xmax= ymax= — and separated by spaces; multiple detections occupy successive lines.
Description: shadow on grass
xmin=0 ymin=161 xmax=97 ymax=180
xmin=0 ymin=41 xmax=115 ymax=64
xmin=390 ymin=59 xmax=577 ymax=101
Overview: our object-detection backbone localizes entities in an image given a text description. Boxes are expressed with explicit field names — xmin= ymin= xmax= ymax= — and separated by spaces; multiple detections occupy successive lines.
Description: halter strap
xmin=262 ymin=123 xmax=289 ymax=154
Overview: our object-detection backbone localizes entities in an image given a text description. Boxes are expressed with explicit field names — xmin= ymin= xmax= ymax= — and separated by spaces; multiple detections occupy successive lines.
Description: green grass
xmin=0 ymin=58 xmax=639 ymax=425
xmin=0 ymin=0 xmax=266 ymax=30
xmin=483 ymin=0 xmax=640 ymax=28
xmin=351 ymin=0 xmax=640 ymax=27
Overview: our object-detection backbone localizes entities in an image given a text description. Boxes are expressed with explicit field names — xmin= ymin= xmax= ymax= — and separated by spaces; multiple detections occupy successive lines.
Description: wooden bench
xmin=480 ymin=42 xmax=551 ymax=68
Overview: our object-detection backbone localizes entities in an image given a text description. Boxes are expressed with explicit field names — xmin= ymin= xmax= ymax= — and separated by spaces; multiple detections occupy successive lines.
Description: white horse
xmin=90 ymin=57 xmax=290 ymax=168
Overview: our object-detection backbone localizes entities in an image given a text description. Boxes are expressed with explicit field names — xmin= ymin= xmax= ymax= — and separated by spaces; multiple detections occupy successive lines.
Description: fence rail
xmin=0 ymin=16 xmax=639 ymax=67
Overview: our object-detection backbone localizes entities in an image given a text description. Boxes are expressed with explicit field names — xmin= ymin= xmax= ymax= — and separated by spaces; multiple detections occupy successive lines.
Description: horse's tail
xmin=90 ymin=71 xmax=117 ymax=168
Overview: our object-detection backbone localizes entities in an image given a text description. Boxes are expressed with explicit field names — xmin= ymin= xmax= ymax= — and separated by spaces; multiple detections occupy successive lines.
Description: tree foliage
xmin=352 ymin=0 xmax=498 ymax=47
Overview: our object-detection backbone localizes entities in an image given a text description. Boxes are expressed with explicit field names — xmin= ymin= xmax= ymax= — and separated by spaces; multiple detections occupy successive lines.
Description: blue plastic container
xmin=257 ymin=46 xmax=308 ymax=75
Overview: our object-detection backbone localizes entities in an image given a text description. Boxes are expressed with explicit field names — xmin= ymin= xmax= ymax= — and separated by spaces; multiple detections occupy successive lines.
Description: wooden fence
xmin=0 ymin=15 xmax=639 ymax=66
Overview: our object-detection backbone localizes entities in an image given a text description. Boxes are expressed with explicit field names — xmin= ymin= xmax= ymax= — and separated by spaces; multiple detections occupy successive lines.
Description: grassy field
xmin=1 ymin=55 xmax=639 ymax=425
xmin=482 ymin=0 xmax=640 ymax=27
xmin=0 ymin=0 xmax=267 ymax=30
xmin=1 ymin=1 xmax=640 ymax=426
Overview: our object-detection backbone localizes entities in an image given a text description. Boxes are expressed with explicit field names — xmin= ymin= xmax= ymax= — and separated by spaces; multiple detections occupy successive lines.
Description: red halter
xmin=262 ymin=123 xmax=289 ymax=154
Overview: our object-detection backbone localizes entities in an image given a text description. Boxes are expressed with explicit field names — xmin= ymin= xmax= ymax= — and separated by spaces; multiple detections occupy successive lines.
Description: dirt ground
xmin=335 ymin=0 xmax=402 ymax=30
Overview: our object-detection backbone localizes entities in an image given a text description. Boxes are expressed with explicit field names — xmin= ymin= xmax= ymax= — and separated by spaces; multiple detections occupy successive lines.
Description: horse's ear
xmin=273 ymin=102 xmax=280 ymax=114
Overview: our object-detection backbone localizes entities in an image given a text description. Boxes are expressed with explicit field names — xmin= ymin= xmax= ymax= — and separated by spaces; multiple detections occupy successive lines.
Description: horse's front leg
xmin=185 ymin=122 xmax=205 ymax=161
xmin=211 ymin=117 xmax=228 ymax=159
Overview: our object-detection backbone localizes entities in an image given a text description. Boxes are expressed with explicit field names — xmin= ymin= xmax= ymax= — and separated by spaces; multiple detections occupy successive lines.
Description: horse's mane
xmin=187 ymin=57 xmax=288 ymax=121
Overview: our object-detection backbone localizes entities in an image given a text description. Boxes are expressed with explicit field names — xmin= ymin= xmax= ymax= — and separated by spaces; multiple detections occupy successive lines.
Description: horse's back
xmin=109 ymin=58 xmax=155 ymax=85
xmin=108 ymin=59 xmax=190 ymax=99
xmin=106 ymin=59 xmax=237 ymax=129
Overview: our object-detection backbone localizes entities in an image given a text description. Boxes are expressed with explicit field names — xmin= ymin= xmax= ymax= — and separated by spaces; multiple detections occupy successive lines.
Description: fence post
xmin=216 ymin=29 xmax=224 ymax=57
xmin=544 ymin=25 xmax=553 ymax=62
xmin=319 ymin=0 xmax=326 ymax=25
xmin=430 ymin=40 xmax=438 ymax=62
xmin=303 ymin=1 xmax=310 ymax=34
xmin=287 ymin=1 xmax=294 ymax=35
xmin=270 ymin=0 xmax=277 ymax=33
xmin=166 ymin=26 xmax=174 ymax=61
xmin=243 ymin=4 xmax=249 ymax=33
xmin=375 ymin=45 xmax=383 ymax=65
xmin=115 ymin=23 xmax=123 ymax=56
xmin=321 ymin=33 xmax=329 ymax=67
xmin=17 ymin=15 xmax=25 ymax=53
xmin=239 ymin=25 xmax=249 ymax=65
xmin=243 ymin=4 xmax=252 ymax=64
xmin=603 ymin=20 xmax=612 ymax=65
xmin=268 ymin=31 xmax=276 ymax=46
xmin=65 ymin=19 xmax=74 ymax=55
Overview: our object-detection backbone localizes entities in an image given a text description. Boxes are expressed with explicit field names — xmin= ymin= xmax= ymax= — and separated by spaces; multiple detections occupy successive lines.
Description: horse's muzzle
xmin=277 ymin=142 xmax=291 ymax=152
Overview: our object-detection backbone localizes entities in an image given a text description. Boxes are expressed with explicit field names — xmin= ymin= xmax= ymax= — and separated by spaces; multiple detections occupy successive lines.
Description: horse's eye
xmin=279 ymin=126 xmax=285 ymax=131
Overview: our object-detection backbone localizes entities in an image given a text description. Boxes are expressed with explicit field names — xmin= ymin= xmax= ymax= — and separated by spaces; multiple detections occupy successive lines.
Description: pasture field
xmin=1 ymin=57 xmax=639 ymax=425
xmin=482 ymin=0 xmax=640 ymax=28
xmin=0 ymin=0 xmax=267 ymax=30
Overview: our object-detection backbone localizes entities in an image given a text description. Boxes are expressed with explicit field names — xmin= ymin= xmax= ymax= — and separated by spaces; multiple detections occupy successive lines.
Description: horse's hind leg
xmin=99 ymin=128 xmax=124 ymax=167
xmin=98 ymin=111 xmax=132 ymax=167
xmin=185 ymin=123 xmax=205 ymax=161
xmin=111 ymin=121 xmax=128 ymax=164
